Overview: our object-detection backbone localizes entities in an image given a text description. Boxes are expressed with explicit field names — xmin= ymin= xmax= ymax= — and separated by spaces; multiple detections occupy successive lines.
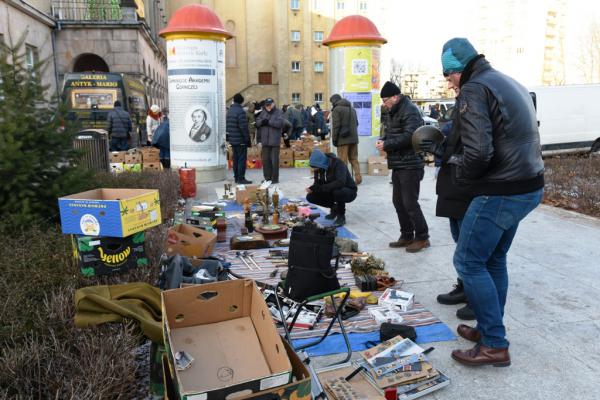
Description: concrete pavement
xmin=200 ymin=165 xmax=600 ymax=400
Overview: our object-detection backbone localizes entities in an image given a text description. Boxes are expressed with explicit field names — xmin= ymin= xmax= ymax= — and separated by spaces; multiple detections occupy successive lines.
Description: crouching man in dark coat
xmin=306 ymin=149 xmax=357 ymax=227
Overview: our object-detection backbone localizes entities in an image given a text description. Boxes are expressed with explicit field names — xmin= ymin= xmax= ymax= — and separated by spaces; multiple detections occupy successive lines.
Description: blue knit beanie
xmin=309 ymin=149 xmax=329 ymax=170
xmin=441 ymin=38 xmax=478 ymax=75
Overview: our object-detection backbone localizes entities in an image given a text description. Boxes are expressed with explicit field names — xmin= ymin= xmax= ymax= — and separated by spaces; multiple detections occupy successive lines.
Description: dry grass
xmin=0 ymin=169 xmax=179 ymax=398
xmin=543 ymin=155 xmax=600 ymax=218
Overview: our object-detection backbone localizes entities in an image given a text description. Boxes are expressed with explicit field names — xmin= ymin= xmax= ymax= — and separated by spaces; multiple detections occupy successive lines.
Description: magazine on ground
xmin=364 ymin=338 xmax=424 ymax=376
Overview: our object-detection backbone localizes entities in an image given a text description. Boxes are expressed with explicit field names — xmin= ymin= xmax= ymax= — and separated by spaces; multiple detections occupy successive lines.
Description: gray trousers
xmin=261 ymin=145 xmax=280 ymax=182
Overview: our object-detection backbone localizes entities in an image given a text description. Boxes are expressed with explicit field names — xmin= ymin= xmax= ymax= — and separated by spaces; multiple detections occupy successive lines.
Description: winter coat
xmin=226 ymin=103 xmax=250 ymax=146
xmin=107 ymin=106 xmax=132 ymax=138
xmin=152 ymin=119 xmax=170 ymax=159
xmin=380 ymin=96 xmax=424 ymax=170
xmin=310 ymin=153 xmax=357 ymax=194
xmin=435 ymin=121 xmax=473 ymax=219
xmin=255 ymin=107 xmax=285 ymax=147
xmin=313 ymin=110 xmax=329 ymax=136
xmin=331 ymin=98 xmax=358 ymax=146
xmin=450 ymin=55 xmax=544 ymax=195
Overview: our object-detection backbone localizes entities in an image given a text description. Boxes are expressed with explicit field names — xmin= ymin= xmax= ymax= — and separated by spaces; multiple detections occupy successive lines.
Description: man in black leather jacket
xmin=376 ymin=81 xmax=430 ymax=253
xmin=438 ymin=38 xmax=544 ymax=368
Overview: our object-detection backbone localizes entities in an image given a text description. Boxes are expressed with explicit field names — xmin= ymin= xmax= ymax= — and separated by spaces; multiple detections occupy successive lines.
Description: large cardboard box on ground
xmin=293 ymin=150 xmax=310 ymax=160
xmin=294 ymin=159 xmax=310 ymax=168
xmin=139 ymin=147 xmax=160 ymax=163
xmin=109 ymin=151 xmax=126 ymax=163
xmin=162 ymin=280 xmax=293 ymax=400
xmin=279 ymin=148 xmax=294 ymax=160
xmin=368 ymin=156 xmax=389 ymax=176
xmin=166 ymin=224 xmax=216 ymax=258
xmin=58 ymin=188 xmax=161 ymax=237
xmin=280 ymin=159 xmax=294 ymax=168
xmin=236 ymin=184 xmax=261 ymax=204
xmin=110 ymin=163 xmax=124 ymax=174
xmin=72 ymin=232 xmax=147 ymax=277
xmin=125 ymin=153 xmax=142 ymax=164
xmin=143 ymin=162 xmax=161 ymax=171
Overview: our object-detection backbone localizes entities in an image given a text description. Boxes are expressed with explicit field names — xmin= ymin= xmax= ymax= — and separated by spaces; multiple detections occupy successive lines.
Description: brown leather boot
xmin=451 ymin=344 xmax=511 ymax=367
xmin=457 ymin=324 xmax=481 ymax=343
xmin=389 ymin=238 xmax=413 ymax=248
xmin=406 ymin=239 xmax=430 ymax=253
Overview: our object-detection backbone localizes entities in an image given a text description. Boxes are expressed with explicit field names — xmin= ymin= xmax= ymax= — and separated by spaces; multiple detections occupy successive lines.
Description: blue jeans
xmin=110 ymin=137 xmax=129 ymax=151
xmin=453 ymin=188 xmax=543 ymax=348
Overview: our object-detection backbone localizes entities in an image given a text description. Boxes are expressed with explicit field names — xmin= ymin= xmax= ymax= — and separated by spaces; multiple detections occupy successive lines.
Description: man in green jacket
xmin=330 ymin=94 xmax=361 ymax=184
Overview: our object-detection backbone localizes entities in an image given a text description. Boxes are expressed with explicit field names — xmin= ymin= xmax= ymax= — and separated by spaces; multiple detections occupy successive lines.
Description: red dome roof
xmin=160 ymin=4 xmax=232 ymax=39
xmin=323 ymin=15 xmax=386 ymax=46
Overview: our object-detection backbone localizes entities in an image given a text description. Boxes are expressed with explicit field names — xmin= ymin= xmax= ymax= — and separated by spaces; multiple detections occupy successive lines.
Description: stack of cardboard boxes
xmin=58 ymin=188 xmax=162 ymax=276
xmin=279 ymin=148 xmax=294 ymax=168
xmin=109 ymin=148 xmax=161 ymax=173
xmin=227 ymin=146 xmax=263 ymax=170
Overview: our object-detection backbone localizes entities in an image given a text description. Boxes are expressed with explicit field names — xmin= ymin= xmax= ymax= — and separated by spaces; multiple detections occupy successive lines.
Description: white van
xmin=528 ymin=85 xmax=600 ymax=154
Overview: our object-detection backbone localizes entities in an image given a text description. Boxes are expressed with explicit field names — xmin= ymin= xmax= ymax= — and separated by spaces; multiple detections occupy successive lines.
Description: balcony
xmin=51 ymin=0 xmax=138 ymax=22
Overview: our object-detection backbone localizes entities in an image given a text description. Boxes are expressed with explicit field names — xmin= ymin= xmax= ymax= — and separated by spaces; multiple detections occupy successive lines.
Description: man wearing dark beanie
xmin=226 ymin=93 xmax=252 ymax=184
xmin=438 ymin=37 xmax=544 ymax=368
xmin=376 ymin=81 xmax=430 ymax=253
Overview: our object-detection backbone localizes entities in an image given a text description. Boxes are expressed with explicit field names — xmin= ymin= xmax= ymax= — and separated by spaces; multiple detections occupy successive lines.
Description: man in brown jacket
xmin=330 ymin=94 xmax=361 ymax=184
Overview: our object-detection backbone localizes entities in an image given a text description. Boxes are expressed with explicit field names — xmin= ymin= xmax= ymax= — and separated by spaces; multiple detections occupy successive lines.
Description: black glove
xmin=418 ymin=139 xmax=444 ymax=157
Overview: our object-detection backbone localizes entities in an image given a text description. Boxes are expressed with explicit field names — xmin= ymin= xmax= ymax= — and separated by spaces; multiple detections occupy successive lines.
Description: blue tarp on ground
xmin=291 ymin=322 xmax=456 ymax=357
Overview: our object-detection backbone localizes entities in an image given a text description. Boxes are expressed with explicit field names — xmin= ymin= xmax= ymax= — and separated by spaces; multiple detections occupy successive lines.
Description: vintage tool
xmin=242 ymin=251 xmax=262 ymax=271
xmin=235 ymin=251 xmax=254 ymax=270
xmin=255 ymin=224 xmax=288 ymax=240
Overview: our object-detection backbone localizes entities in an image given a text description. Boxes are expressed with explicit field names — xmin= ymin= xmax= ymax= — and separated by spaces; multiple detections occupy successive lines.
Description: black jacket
xmin=331 ymin=98 xmax=359 ymax=146
xmin=381 ymin=96 xmax=424 ymax=170
xmin=311 ymin=154 xmax=357 ymax=194
xmin=436 ymin=121 xmax=473 ymax=219
xmin=450 ymin=56 xmax=544 ymax=195
xmin=107 ymin=106 xmax=132 ymax=138
xmin=226 ymin=103 xmax=250 ymax=146
xmin=256 ymin=107 xmax=285 ymax=147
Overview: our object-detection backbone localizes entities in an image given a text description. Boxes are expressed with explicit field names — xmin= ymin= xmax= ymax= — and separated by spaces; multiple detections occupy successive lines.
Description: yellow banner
xmin=371 ymin=93 xmax=381 ymax=137
xmin=344 ymin=47 xmax=372 ymax=92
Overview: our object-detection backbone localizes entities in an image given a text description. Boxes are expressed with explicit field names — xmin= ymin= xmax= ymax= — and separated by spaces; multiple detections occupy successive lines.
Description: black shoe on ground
xmin=325 ymin=208 xmax=337 ymax=220
xmin=437 ymin=279 xmax=467 ymax=305
xmin=333 ymin=214 xmax=346 ymax=227
xmin=237 ymin=178 xmax=253 ymax=184
xmin=457 ymin=303 xmax=476 ymax=320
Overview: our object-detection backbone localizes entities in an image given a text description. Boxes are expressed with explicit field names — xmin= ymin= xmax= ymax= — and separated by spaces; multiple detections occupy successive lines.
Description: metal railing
xmin=51 ymin=0 xmax=125 ymax=21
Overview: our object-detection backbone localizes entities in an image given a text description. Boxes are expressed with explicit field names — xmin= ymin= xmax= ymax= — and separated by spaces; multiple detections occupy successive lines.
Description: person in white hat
xmin=146 ymin=104 xmax=162 ymax=145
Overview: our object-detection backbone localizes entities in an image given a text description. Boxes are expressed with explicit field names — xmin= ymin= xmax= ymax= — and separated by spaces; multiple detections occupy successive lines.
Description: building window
xmin=359 ymin=1 xmax=367 ymax=10
xmin=314 ymin=62 xmax=324 ymax=72
xmin=291 ymin=31 xmax=301 ymax=42
xmin=291 ymin=61 xmax=300 ymax=72
xmin=314 ymin=92 xmax=323 ymax=103
xmin=25 ymin=45 xmax=39 ymax=74
xmin=312 ymin=0 xmax=321 ymax=10
xmin=290 ymin=0 xmax=300 ymax=10
xmin=292 ymin=92 xmax=301 ymax=103
xmin=314 ymin=31 xmax=324 ymax=42
xmin=259 ymin=72 xmax=272 ymax=85
xmin=337 ymin=1 xmax=344 ymax=10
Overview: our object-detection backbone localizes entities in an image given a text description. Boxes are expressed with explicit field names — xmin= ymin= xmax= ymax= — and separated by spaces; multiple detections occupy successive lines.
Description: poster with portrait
xmin=166 ymin=38 xmax=227 ymax=168
xmin=344 ymin=47 xmax=372 ymax=92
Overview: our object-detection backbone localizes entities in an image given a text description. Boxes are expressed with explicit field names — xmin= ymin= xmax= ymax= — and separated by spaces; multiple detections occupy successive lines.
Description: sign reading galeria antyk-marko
xmin=166 ymin=39 xmax=227 ymax=168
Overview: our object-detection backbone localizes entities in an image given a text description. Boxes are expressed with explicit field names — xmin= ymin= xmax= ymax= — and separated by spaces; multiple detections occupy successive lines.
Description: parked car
xmin=420 ymin=110 xmax=440 ymax=129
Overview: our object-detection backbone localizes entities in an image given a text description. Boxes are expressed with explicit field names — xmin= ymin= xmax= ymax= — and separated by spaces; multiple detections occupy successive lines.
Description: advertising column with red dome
xmin=323 ymin=16 xmax=387 ymax=168
xmin=159 ymin=5 xmax=232 ymax=183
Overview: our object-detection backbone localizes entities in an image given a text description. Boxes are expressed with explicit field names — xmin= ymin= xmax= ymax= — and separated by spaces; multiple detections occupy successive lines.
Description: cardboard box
xmin=72 ymin=232 xmax=147 ymax=277
xmin=294 ymin=159 xmax=310 ymax=168
xmin=125 ymin=153 xmax=142 ymax=164
xmin=293 ymin=150 xmax=309 ymax=160
xmin=124 ymin=163 xmax=142 ymax=172
xmin=236 ymin=184 xmax=260 ymax=204
xmin=162 ymin=280 xmax=293 ymax=400
xmin=368 ymin=306 xmax=404 ymax=325
xmin=58 ymin=188 xmax=161 ymax=237
xmin=368 ymin=156 xmax=389 ymax=176
xmin=109 ymin=151 xmax=126 ymax=163
xmin=280 ymin=159 xmax=294 ymax=168
xmin=166 ymin=224 xmax=217 ymax=258
xmin=139 ymin=147 xmax=160 ymax=163
xmin=143 ymin=162 xmax=161 ymax=171
xmin=110 ymin=163 xmax=124 ymax=174
xmin=379 ymin=289 xmax=415 ymax=312
xmin=279 ymin=148 xmax=294 ymax=160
